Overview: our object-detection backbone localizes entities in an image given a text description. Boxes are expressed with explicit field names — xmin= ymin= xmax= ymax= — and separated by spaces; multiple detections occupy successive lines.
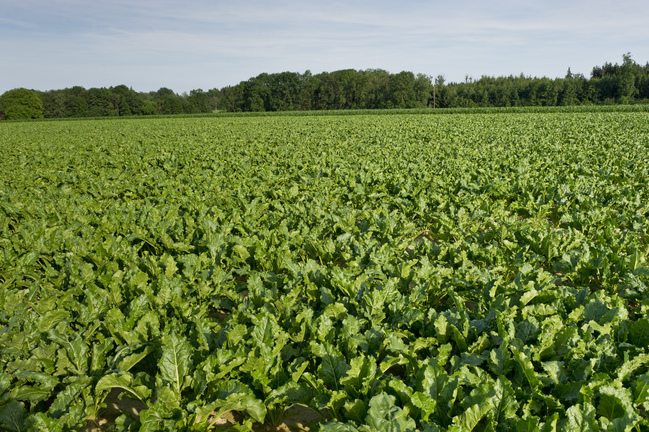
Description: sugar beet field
xmin=1 ymin=111 xmax=649 ymax=431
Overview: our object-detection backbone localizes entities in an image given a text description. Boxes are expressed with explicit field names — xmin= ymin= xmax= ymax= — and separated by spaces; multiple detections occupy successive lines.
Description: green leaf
xmin=211 ymin=393 xmax=267 ymax=425
xmin=90 ymin=339 xmax=114 ymax=375
xmin=24 ymin=411 xmax=64 ymax=432
xmin=267 ymin=381 xmax=313 ymax=407
xmin=0 ymin=373 xmax=10 ymax=402
xmin=410 ymin=392 xmax=437 ymax=423
xmin=492 ymin=376 xmax=518 ymax=426
xmin=421 ymin=423 xmax=442 ymax=432
xmin=344 ymin=399 xmax=369 ymax=425
xmin=416 ymin=360 xmax=459 ymax=426
xmin=47 ymin=329 xmax=89 ymax=376
xmin=341 ymin=354 xmax=377 ymax=398
xmin=227 ymin=324 xmax=249 ymax=347
xmin=250 ymin=315 xmax=276 ymax=348
xmin=36 ymin=310 xmax=70 ymax=333
xmin=434 ymin=314 xmax=450 ymax=344
xmin=10 ymin=386 xmax=50 ymax=402
xmin=539 ymin=412 xmax=559 ymax=432
xmin=240 ymin=355 xmax=273 ymax=391
xmin=584 ymin=298 xmax=611 ymax=325
xmin=161 ymin=254 xmax=178 ymax=279
xmin=565 ymin=403 xmax=599 ymax=432
xmin=363 ymin=393 xmax=416 ymax=432
xmin=632 ymin=373 xmax=649 ymax=406
xmin=451 ymin=325 xmax=468 ymax=352
xmin=604 ymin=412 xmax=641 ymax=432
xmin=317 ymin=346 xmax=349 ymax=392
xmin=215 ymin=357 xmax=247 ymax=380
xmin=196 ymin=380 xmax=267 ymax=425
xmin=153 ymin=385 xmax=181 ymax=415
xmin=386 ymin=377 xmax=414 ymax=407
xmin=0 ymin=399 xmax=27 ymax=432
xmin=159 ymin=332 xmax=193 ymax=396
xmin=291 ymin=358 xmax=309 ymax=383
xmin=48 ymin=378 xmax=91 ymax=419
xmin=327 ymin=390 xmax=348 ymax=421
xmin=115 ymin=344 xmax=154 ymax=373
xmin=233 ymin=244 xmax=250 ymax=260
xmin=95 ymin=373 xmax=152 ymax=403
xmin=628 ymin=318 xmax=649 ymax=348
xmin=510 ymin=346 xmax=539 ymax=390
xmin=489 ymin=342 xmax=512 ymax=376
xmin=380 ymin=355 xmax=410 ymax=374
xmin=12 ymin=371 xmax=59 ymax=392
xmin=139 ymin=402 xmax=177 ymax=432
xmin=320 ymin=421 xmax=360 ymax=432
xmin=452 ymin=398 xmax=495 ymax=432
xmin=597 ymin=382 xmax=633 ymax=421
xmin=513 ymin=414 xmax=540 ymax=432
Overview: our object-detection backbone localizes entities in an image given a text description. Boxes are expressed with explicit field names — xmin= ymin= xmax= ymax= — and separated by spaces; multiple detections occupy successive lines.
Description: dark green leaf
xmin=48 ymin=379 xmax=91 ymax=419
xmin=0 ymin=399 xmax=27 ymax=432
xmin=510 ymin=346 xmax=539 ymax=390
xmin=317 ymin=346 xmax=349 ymax=392
xmin=364 ymin=393 xmax=416 ymax=432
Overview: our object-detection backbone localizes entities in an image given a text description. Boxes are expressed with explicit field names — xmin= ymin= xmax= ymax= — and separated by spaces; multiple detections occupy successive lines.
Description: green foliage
xmin=0 ymin=88 xmax=44 ymax=120
xmin=13 ymin=53 xmax=649 ymax=120
xmin=1 ymin=112 xmax=649 ymax=430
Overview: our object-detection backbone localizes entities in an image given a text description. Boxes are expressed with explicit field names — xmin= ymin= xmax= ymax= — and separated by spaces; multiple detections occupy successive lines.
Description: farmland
xmin=1 ymin=110 xmax=649 ymax=431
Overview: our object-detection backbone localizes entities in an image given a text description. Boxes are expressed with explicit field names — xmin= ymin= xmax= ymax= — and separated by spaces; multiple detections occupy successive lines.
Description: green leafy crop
xmin=1 ymin=111 xmax=648 ymax=431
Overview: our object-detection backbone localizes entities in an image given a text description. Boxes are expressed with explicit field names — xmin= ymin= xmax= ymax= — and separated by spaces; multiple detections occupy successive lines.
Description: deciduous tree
xmin=0 ymin=88 xmax=44 ymax=120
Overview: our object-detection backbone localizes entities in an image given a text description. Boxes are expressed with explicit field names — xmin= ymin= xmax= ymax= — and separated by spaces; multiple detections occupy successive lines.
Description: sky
xmin=1 ymin=0 xmax=648 ymax=94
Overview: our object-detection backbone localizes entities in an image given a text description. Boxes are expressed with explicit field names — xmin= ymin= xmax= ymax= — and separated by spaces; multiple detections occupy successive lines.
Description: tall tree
xmin=0 ymin=88 xmax=44 ymax=120
xmin=389 ymin=71 xmax=417 ymax=108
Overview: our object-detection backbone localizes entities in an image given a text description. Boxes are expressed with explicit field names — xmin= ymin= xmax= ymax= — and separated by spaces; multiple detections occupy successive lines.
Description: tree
xmin=559 ymin=78 xmax=578 ymax=106
xmin=434 ymin=75 xmax=454 ymax=108
xmin=87 ymin=88 xmax=114 ymax=117
xmin=389 ymin=71 xmax=417 ymax=108
xmin=0 ymin=88 xmax=44 ymax=120
xmin=565 ymin=67 xmax=573 ymax=79
xmin=618 ymin=52 xmax=638 ymax=103
xmin=414 ymin=73 xmax=433 ymax=107
xmin=187 ymin=89 xmax=212 ymax=113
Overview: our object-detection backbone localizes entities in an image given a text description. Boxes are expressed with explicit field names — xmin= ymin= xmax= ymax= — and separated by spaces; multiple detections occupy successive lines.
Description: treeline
xmin=36 ymin=85 xmax=219 ymax=118
xmin=446 ymin=55 xmax=649 ymax=108
xmin=220 ymin=54 xmax=649 ymax=111
xmin=3 ymin=54 xmax=649 ymax=120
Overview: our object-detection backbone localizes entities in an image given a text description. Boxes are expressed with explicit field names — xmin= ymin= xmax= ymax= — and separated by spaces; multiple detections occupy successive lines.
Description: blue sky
xmin=1 ymin=0 xmax=648 ymax=94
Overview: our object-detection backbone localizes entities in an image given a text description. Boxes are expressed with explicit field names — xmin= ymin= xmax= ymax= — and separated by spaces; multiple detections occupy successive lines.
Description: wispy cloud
xmin=1 ymin=0 xmax=647 ymax=93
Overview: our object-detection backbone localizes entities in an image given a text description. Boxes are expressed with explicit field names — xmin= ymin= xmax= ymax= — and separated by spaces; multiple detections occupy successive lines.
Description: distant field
xmin=1 ymin=111 xmax=648 ymax=431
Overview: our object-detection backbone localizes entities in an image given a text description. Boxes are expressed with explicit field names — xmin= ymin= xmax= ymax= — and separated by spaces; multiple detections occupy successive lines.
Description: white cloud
xmin=1 ymin=0 xmax=648 ymax=93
